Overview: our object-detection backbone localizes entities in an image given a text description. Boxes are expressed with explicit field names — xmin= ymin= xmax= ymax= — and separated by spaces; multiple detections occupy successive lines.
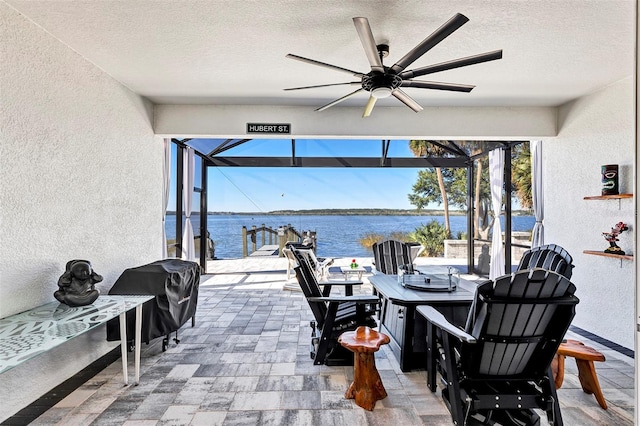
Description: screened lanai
xmin=166 ymin=138 xmax=529 ymax=275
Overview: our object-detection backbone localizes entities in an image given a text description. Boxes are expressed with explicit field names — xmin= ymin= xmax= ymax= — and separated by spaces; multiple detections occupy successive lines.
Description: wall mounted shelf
xmin=583 ymin=250 xmax=633 ymax=261
xmin=583 ymin=193 xmax=633 ymax=200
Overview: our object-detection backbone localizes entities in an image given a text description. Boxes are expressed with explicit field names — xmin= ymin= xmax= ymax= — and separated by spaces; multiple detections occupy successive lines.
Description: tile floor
xmin=20 ymin=258 xmax=637 ymax=425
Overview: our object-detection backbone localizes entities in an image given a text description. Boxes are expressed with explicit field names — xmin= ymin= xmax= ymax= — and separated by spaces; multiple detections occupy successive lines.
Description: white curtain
xmin=182 ymin=147 xmax=196 ymax=261
xmin=530 ymin=140 xmax=544 ymax=247
xmin=489 ymin=149 xmax=505 ymax=280
xmin=162 ymin=138 xmax=171 ymax=258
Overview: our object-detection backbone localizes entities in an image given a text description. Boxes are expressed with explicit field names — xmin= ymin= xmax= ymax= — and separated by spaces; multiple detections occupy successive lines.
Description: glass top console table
xmin=0 ymin=295 xmax=153 ymax=385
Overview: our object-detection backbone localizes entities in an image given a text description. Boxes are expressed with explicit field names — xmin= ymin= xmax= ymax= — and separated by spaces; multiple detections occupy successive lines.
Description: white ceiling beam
xmin=155 ymin=104 xmax=557 ymax=140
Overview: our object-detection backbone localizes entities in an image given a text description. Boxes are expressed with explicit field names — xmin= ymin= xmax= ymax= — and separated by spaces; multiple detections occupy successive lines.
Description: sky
xmin=209 ymin=166 xmax=421 ymax=212
xmin=170 ymin=139 xmax=437 ymax=212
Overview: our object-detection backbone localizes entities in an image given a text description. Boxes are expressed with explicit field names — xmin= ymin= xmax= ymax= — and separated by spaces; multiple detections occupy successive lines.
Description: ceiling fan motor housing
xmin=362 ymin=71 xmax=402 ymax=96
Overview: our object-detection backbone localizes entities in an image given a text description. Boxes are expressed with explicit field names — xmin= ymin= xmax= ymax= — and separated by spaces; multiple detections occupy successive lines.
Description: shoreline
xmin=166 ymin=209 xmax=534 ymax=216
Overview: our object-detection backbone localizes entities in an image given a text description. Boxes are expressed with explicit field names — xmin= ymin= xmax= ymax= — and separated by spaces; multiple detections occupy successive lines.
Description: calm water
xmin=167 ymin=214 xmax=535 ymax=259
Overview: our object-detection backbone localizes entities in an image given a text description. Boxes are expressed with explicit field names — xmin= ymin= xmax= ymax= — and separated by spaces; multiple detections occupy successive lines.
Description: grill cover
xmin=106 ymin=259 xmax=200 ymax=343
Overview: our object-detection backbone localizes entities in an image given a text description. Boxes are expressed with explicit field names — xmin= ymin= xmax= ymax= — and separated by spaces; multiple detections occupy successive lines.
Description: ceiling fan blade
xmin=284 ymin=82 xmax=361 ymax=91
xmin=353 ymin=17 xmax=384 ymax=72
xmin=286 ymin=54 xmax=364 ymax=77
xmin=400 ymin=50 xmax=503 ymax=79
xmin=315 ymin=88 xmax=364 ymax=112
xmin=392 ymin=89 xmax=423 ymax=112
xmin=362 ymin=95 xmax=377 ymax=117
xmin=391 ymin=13 xmax=469 ymax=74
xmin=401 ymin=80 xmax=475 ymax=92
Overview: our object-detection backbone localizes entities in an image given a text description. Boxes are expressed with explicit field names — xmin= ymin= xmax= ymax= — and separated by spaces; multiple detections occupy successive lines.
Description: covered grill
xmin=107 ymin=259 xmax=200 ymax=351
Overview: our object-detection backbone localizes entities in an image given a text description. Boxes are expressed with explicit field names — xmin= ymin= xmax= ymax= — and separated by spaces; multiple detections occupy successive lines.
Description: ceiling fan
xmin=285 ymin=13 xmax=502 ymax=117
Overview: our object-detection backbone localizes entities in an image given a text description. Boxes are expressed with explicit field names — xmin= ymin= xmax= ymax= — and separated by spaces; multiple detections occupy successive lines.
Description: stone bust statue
xmin=54 ymin=259 xmax=102 ymax=307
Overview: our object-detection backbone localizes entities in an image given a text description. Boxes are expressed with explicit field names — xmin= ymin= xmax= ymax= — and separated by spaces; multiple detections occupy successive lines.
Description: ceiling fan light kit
xmin=285 ymin=13 xmax=503 ymax=117
xmin=371 ymin=87 xmax=392 ymax=99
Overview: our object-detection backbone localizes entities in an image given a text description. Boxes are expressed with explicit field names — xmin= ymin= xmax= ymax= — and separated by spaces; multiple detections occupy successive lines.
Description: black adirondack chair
xmin=518 ymin=244 xmax=574 ymax=279
xmin=291 ymin=247 xmax=378 ymax=365
xmin=421 ymin=268 xmax=579 ymax=425
xmin=372 ymin=239 xmax=422 ymax=274
xmin=463 ymin=244 xmax=575 ymax=334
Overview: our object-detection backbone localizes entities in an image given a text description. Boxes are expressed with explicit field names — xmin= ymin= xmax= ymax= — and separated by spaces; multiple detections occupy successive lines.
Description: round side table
xmin=338 ymin=325 xmax=390 ymax=410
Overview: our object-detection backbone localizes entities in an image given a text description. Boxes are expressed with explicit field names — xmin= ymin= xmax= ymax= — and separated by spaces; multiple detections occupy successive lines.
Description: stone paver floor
xmin=28 ymin=258 xmax=635 ymax=425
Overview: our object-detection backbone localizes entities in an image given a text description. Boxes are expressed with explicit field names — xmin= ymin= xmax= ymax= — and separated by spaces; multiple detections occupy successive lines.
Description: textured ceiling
xmin=5 ymin=0 xmax=636 ymax=110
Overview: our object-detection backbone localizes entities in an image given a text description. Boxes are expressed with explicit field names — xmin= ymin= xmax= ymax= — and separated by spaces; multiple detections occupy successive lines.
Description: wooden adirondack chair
xmin=282 ymin=247 xmax=297 ymax=281
xmin=291 ymin=247 xmax=378 ymax=366
xmin=420 ymin=268 xmax=579 ymax=426
xmin=298 ymin=247 xmax=334 ymax=281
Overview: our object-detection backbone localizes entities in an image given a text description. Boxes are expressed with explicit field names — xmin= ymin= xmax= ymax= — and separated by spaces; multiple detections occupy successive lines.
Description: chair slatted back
xmin=300 ymin=249 xmax=328 ymax=278
xmin=465 ymin=268 xmax=578 ymax=378
xmin=292 ymin=249 xmax=327 ymax=326
xmin=299 ymin=249 xmax=318 ymax=271
xmin=288 ymin=243 xmax=328 ymax=277
xmin=518 ymin=244 xmax=574 ymax=279
xmin=372 ymin=240 xmax=414 ymax=274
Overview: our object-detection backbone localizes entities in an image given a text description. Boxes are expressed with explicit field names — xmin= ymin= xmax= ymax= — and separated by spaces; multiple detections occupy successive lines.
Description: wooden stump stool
xmin=338 ymin=326 xmax=390 ymax=411
xmin=552 ymin=339 xmax=607 ymax=409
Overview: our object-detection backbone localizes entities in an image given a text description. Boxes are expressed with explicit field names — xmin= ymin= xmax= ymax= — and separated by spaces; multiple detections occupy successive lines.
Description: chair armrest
xmin=418 ymin=306 xmax=477 ymax=344
xmin=323 ymin=279 xmax=364 ymax=286
xmin=320 ymin=280 xmax=364 ymax=297
xmin=308 ymin=295 xmax=379 ymax=304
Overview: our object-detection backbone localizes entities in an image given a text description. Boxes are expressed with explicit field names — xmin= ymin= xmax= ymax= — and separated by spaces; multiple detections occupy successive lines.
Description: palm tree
xmin=409 ymin=140 xmax=451 ymax=237
xmin=466 ymin=141 xmax=489 ymax=240
xmin=511 ymin=143 xmax=533 ymax=209
xmin=409 ymin=141 xmax=532 ymax=243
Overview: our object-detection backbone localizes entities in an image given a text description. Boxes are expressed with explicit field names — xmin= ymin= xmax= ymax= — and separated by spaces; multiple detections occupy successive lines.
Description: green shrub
xmin=359 ymin=232 xmax=384 ymax=249
xmin=359 ymin=231 xmax=414 ymax=250
xmin=411 ymin=220 xmax=448 ymax=257
xmin=389 ymin=231 xmax=411 ymax=241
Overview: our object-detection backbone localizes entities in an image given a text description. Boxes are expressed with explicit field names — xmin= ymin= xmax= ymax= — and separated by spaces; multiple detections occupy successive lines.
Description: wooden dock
xmin=249 ymin=245 xmax=280 ymax=257
xmin=242 ymin=224 xmax=316 ymax=257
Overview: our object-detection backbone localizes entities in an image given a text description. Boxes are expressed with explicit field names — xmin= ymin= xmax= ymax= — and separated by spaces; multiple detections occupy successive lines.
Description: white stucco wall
xmin=0 ymin=4 xmax=163 ymax=420
xmin=544 ymin=77 xmax=635 ymax=349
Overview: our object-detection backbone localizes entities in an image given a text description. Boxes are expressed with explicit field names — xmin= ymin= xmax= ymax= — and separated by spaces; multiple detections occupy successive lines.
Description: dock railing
xmin=241 ymin=224 xmax=316 ymax=257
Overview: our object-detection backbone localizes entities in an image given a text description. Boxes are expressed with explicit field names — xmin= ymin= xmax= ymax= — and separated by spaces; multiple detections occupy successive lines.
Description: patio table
xmin=340 ymin=265 xmax=368 ymax=282
xmin=369 ymin=270 xmax=478 ymax=371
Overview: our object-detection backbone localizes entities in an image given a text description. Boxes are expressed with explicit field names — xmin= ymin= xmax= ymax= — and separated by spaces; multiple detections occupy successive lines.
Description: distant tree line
xmin=172 ymin=209 xmax=468 ymax=216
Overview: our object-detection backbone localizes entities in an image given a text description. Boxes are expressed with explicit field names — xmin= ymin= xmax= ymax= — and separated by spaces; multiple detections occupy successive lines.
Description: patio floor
xmin=23 ymin=257 xmax=635 ymax=425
